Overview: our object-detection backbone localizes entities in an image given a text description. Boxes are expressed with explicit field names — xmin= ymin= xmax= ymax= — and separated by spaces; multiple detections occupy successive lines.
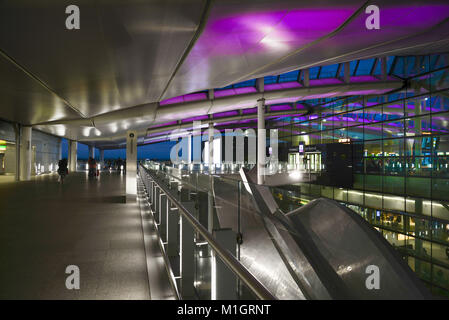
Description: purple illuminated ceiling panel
xmin=265 ymin=82 xmax=302 ymax=91
xmin=160 ymin=96 xmax=184 ymax=106
xmin=309 ymin=78 xmax=342 ymax=86
xmin=182 ymin=115 xmax=209 ymax=123
xmin=184 ymin=92 xmax=208 ymax=102
xmin=234 ymin=87 xmax=257 ymax=95
xmin=242 ymin=108 xmax=257 ymax=114
xmin=270 ymin=104 xmax=293 ymax=112
xmin=214 ymin=89 xmax=235 ymax=98
xmin=238 ymin=119 xmax=256 ymax=124
xmin=214 ymin=110 xmax=239 ymax=118
xmin=162 ymin=4 xmax=357 ymax=99
xmin=214 ymin=87 xmax=257 ymax=98
xmin=264 ymin=2 xmax=449 ymax=85
xmin=350 ymin=75 xmax=380 ymax=83
xmin=160 ymin=92 xmax=207 ymax=105
xmin=215 ymin=120 xmax=241 ymax=126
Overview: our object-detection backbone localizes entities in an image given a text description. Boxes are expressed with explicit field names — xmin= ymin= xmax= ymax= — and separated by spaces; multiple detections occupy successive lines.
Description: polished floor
xmin=0 ymin=171 xmax=173 ymax=299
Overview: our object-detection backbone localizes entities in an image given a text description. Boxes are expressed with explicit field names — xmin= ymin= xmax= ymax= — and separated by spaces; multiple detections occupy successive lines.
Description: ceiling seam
xmin=0 ymin=48 xmax=88 ymax=121
xmin=156 ymin=0 xmax=214 ymax=103
xmin=289 ymin=17 xmax=449 ymax=73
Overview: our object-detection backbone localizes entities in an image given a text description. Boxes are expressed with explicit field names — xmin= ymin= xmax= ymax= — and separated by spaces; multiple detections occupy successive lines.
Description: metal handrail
xmin=140 ymin=165 xmax=276 ymax=300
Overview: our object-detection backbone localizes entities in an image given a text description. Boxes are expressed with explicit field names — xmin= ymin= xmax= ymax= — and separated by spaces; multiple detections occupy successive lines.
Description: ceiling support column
xmin=257 ymin=98 xmax=266 ymax=185
xmin=14 ymin=124 xmax=21 ymax=182
xmin=208 ymin=89 xmax=214 ymax=100
xmin=68 ymin=140 xmax=77 ymax=173
xmin=256 ymin=77 xmax=264 ymax=93
xmin=19 ymin=126 xmax=32 ymax=181
xmin=126 ymin=131 xmax=137 ymax=202
xmin=208 ymin=122 xmax=214 ymax=174
xmin=88 ymin=145 xmax=95 ymax=159
xmin=344 ymin=62 xmax=351 ymax=84
xmin=303 ymin=69 xmax=310 ymax=87
xmin=100 ymin=149 xmax=104 ymax=168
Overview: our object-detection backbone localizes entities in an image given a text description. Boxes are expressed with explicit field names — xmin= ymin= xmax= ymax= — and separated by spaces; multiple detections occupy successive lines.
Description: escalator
xmin=212 ymin=167 xmax=431 ymax=299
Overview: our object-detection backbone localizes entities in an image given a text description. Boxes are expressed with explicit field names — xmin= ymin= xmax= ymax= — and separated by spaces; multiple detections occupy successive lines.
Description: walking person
xmin=57 ymin=158 xmax=69 ymax=184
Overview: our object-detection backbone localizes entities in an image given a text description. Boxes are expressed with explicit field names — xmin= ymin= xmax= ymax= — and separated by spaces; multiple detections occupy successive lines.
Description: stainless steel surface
xmin=287 ymin=198 xmax=431 ymax=299
xmin=237 ymin=168 xmax=431 ymax=299
xmin=0 ymin=0 xmax=205 ymax=119
xmin=41 ymin=79 xmax=401 ymax=146
xmin=212 ymin=176 xmax=306 ymax=299
xmin=141 ymin=166 xmax=276 ymax=300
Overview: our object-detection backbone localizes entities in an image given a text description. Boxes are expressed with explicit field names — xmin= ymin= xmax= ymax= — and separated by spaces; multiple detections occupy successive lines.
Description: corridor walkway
xmin=0 ymin=171 xmax=172 ymax=299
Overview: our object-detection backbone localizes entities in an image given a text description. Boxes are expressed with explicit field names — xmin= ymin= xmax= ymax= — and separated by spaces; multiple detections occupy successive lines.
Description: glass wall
xmin=266 ymin=55 xmax=449 ymax=297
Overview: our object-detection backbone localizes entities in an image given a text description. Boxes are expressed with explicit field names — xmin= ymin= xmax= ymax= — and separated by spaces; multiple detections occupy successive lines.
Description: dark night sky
xmin=61 ymin=139 xmax=176 ymax=160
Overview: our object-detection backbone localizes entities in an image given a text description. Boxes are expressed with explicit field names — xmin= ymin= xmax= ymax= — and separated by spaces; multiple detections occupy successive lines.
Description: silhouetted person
xmin=88 ymin=157 xmax=97 ymax=178
xmin=57 ymin=158 xmax=68 ymax=184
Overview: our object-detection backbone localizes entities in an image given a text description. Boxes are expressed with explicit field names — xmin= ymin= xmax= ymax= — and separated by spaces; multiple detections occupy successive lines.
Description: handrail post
xmin=213 ymin=228 xmax=237 ymax=300
xmin=180 ymin=202 xmax=196 ymax=299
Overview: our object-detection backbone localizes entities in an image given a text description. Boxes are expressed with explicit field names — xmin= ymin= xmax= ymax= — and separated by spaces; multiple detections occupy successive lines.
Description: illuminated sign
xmin=0 ymin=145 xmax=6 ymax=151
xmin=338 ymin=138 xmax=351 ymax=143
xmin=298 ymin=142 xmax=305 ymax=155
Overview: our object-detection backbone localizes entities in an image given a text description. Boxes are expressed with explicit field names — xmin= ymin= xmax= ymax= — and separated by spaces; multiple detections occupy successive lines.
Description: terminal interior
xmin=1 ymin=1 xmax=449 ymax=299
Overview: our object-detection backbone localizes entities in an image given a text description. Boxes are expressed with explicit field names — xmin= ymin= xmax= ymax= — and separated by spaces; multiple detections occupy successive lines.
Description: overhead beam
xmin=158 ymin=0 xmax=213 ymax=101
xmin=36 ymin=79 xmax=403 ymax=147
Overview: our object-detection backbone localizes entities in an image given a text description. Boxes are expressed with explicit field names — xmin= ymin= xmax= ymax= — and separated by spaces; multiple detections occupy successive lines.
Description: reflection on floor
xmin=0 ymin=175 xmax=15 ymax=184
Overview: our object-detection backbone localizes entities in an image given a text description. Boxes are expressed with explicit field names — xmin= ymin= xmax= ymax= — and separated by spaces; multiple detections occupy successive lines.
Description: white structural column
xmin=88 ymin=145 xmax=95 ymax=159
xmin=256 ymin=77 xmax=264 ymax=93
xmin=303 ymin=69 xmax=310 ymax=87
xmin=68 ymin=140 xmax=77 ymax=172
xmin=187 ymin=134 xmax=192 ymax=164
xmin=208 ymin=122 xmax=214 ymax=173
xmin=100 ymin=149 xmax=104 ymax=167
xmin=126 ymin=130 xmax=137 ymax=202
xmin=192 ymin=121 xmax=202 ymax=164
xmin=257 ymin=98 xmax=266 ymax=185
xmin=19 ymin=126 xmax=32 ymax=181
xmin=208 ymin=89 xmax=214 ymax=100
